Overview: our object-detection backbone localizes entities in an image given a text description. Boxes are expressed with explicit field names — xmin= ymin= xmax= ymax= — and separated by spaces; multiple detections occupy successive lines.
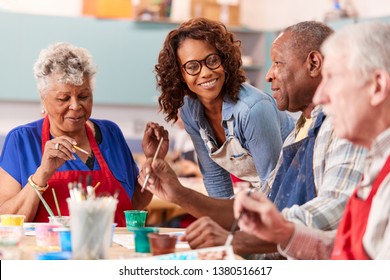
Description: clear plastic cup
xmin=34 ymin=223 xmax=61 ymax=251
xmin=67 ymin=198 xmax=118 ymax=260
xmin=123 ymin=210 xmax=147 ymax=231
xmin=0 ymin=226 xmax=24 ymax=259
xmin=111 ymin=223 xmax=117 ymax=247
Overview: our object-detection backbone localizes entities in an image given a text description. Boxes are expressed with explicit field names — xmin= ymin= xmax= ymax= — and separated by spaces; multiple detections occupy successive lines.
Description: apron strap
xmin=200 ymin=127 xmax=217 ymax=153
xmin=227 ymin=119 xmax=234 ymax=137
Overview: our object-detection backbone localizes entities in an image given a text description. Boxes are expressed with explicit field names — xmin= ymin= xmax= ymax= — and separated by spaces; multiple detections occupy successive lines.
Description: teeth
xmin=200 ymin=79 xmax=217 ymax=87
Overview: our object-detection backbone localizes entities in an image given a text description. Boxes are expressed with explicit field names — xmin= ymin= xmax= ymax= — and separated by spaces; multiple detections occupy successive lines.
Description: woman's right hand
xmin=139 ymin=158 xmax=183 ymax=203
xmin=37 ymin=136 xmax=77 ymax=182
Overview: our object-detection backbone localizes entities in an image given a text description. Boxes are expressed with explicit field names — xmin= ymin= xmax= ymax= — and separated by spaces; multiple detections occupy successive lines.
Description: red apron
xmin=331 ymin=156 xmax=390 ymax=260
xmin=33 ymin=116 xmax=132 ymax=226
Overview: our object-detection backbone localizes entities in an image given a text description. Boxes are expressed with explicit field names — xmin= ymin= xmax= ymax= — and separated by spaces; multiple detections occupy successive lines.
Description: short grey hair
xmin=283 ymin=21 xmax=334 ymax=60
xmin=322 ymin=21 xmax=390 ymax=84
xmin=33 ymin=42 xmax=97 ymax=96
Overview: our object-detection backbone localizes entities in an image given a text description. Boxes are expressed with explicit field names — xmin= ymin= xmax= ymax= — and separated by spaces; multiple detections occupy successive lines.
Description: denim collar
xmin=190 ymin=95 xmax=235 ymax=124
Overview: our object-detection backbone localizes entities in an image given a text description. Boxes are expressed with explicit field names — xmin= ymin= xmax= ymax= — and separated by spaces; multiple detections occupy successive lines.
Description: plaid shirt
xmin=253 ymin=107 xmax=366 ymax=260
xmin=264 ymin=106 xmax=367 ymax=230
xmin=281 ymin=106 xmax=367 ymax=230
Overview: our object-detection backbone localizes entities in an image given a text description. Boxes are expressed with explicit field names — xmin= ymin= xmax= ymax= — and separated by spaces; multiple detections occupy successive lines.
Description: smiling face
xmin=42 ymin=74 xmax=93 ymax=137
xmin=177 ymin=39 xmax=226 ymax=104
xmin=265 ymin=31 xmax=317 ymax=114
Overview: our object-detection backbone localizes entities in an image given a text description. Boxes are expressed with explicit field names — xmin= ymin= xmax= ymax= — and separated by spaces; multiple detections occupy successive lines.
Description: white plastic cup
xmin=0 ymin=226 xmax=24 ymax=259
xmin=67 ymin=198 xmax=118 ymax=260
xmin=34 ymin=223 xmax=61 ymax=250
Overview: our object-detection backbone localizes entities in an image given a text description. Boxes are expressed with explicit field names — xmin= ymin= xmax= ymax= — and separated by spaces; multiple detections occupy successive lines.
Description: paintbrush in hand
xmin=224 ymin=188 xmax=255 ymax=248
xmin=141 ymin=137 xmax=164 ymax=192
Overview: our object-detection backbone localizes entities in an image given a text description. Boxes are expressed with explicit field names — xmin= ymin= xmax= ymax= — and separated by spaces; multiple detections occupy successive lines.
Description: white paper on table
xmin=112 ymin=231 xmax=190 ymax=249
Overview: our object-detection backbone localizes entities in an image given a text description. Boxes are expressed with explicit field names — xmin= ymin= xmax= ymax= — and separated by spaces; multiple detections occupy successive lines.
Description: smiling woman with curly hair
xmin=154 ymin=18 xmax=294 ymax=198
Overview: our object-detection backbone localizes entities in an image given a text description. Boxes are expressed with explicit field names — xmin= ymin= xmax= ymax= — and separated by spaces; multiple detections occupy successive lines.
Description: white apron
xmin=200 ymin=119 xmax=260 ymax=188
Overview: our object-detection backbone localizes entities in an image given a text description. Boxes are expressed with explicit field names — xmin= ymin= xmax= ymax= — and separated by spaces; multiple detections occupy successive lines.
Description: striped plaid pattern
xmin=281 ymin=106 xmax=367 ymax=230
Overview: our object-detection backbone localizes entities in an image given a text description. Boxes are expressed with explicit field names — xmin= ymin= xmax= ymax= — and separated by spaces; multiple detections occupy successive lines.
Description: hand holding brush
xmin=141 ymin=137 xmax=164 ymax=192
xmin=224 ymin=188 xmax=256 ymax=248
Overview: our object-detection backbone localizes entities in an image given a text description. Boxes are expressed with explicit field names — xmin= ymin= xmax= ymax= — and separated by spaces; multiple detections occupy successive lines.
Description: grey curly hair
xmin=33 ymin=42 xmax=97 ymax=98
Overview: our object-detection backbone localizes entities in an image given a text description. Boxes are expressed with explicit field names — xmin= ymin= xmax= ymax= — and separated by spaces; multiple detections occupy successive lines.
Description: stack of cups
xmin=67 ymin=197 xmax=118 ymax=260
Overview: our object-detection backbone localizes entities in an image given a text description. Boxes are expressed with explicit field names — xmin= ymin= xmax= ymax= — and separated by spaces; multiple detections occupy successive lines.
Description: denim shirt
xmin=180 ymin=83 xmax=294 ymax=198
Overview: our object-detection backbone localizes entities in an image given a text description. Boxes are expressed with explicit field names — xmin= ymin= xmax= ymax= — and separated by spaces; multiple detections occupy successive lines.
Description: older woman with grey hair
xmin=0 ymin=42 xmax=165 ymax=226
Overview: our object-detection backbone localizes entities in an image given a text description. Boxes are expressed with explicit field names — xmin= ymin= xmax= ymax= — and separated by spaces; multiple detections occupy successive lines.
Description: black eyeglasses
xmin=182 ymin=53 xmax=222 ymax=76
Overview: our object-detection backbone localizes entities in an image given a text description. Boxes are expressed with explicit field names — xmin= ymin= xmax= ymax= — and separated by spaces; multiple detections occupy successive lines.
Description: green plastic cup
xmin=124 ymin=210 xmax=147 ymax=231
xmin=133 ymin=227 xmax=159 ymax=253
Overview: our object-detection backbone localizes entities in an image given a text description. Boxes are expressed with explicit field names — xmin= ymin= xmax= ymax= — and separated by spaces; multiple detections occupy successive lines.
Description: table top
xmin=16 ymin=225 xmax=239 ymax=260
xmin=19 ymin=226 xmax=187 ymax=260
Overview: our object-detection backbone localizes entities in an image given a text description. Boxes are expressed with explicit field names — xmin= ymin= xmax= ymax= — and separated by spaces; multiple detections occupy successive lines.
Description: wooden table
xmin=19 ymin=227 xmax=186 ymax=260
xmin=17 ymin=226 xmax=242 ymax=260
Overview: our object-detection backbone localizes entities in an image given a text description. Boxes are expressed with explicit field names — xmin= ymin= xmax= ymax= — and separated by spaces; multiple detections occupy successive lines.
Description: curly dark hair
xmin=155 ymin=17 xmax=246 ymax=123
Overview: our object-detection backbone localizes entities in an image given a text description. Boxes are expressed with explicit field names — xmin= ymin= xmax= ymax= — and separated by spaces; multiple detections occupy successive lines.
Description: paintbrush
xmin=93 ymin=181 xmax=101 ymax=191
xmin=224 ymin=212 xmax=243 ymax=248
xmin=141 ymin=137 xmax=164 ymax=192
xmin=52 ymin=188 xmax=61 ymax=217
xmin=31 ymin=185 xmax=56 ymax=219
xmin=73 ymin=145 xmax=89 ymax=155
xmin=224 ymin=188 xmax=256 ymax=248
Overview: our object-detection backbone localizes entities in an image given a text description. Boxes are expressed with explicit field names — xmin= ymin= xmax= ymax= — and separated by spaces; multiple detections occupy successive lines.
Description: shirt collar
xmin=190 ymin=95 xmax=234 ymax=123
xmin=367 ymin=126 xmax=390 ymax=162
xmin=222 ymin=96 xmax=234 ymax=121
xmin=294 ymin=105 xmax=323 ymax=134
xmin=360 ymin=126 xmax=390 ymax=193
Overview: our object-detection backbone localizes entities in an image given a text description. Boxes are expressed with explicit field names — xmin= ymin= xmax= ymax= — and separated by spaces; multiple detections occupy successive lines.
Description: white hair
xmin=33 ymin=42 xmax=97 ymax=97
xmin=321 ymin=21 xmax=390 ymax=84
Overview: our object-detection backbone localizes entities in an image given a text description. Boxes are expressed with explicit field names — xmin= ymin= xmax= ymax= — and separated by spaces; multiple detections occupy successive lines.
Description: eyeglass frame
xmin=181 ymin=53 xmax=222 ymax=76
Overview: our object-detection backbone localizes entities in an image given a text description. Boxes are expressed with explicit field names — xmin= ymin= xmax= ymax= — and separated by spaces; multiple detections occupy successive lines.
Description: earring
xmin=41 ymin=106 xmax=46 ymax=114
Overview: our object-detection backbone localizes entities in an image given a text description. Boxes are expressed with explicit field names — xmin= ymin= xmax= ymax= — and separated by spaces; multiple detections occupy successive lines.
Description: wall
xmin=2 ymin=0 xmax=390 ymax=30
xmin=0 ymin=9 xmax=177 ymax=153
xmin=241 ymin=0 xmax=390 ymax=30
xmin=0 ymin=11 xmax=176 ymax=105
xmin=0 ymin=0 xmax=82 ymax=16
